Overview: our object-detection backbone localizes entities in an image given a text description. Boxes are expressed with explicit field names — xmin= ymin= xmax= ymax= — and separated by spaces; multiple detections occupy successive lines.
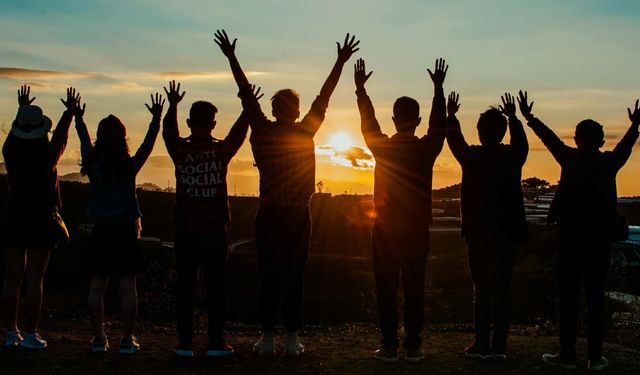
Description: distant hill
xmin=59 ymin=172 xmax=89 ymax=183
xmin=432 ymin=183 xmax=461 ymax=199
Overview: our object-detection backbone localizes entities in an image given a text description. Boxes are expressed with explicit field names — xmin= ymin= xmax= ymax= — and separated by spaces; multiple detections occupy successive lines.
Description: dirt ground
xmin=1 ymin=322 xmax=639 ymax=375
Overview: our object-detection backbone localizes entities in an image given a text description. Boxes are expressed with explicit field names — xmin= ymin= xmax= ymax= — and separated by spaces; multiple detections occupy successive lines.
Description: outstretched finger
xmin=426 ymin=68 xmax=434 ymax=78
xmin=145 ymin=103 xmax=152 ymax=112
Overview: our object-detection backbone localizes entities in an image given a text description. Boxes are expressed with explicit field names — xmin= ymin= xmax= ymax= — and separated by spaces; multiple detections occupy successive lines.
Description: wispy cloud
xmin=0 ymin=67 xmax=97 ymax=80
xmin=154 ymin=71 xmax=270 ymax=80
xmin=316 ymin=145 xmax=374 ymax=169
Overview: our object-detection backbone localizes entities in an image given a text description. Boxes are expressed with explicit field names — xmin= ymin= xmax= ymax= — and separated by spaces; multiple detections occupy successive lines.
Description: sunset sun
xmin=329 ymin=132 xmax=353 ymax=152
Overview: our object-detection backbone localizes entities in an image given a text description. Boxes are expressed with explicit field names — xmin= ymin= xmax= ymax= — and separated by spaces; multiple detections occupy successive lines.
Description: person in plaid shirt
xmin=214 ymin=29 xmax=359 ymax=356
xmin=162 ymin=80 xmax=257 ymax=358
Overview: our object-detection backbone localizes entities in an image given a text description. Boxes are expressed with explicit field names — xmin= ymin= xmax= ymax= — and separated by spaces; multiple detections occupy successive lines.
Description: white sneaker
xmin=4 ymin=330 xmax=23 ymax=347
xmin=253 ymin=333 xmax=275 ymax=356
xmin=284 ymin=332 xmax=304 ymax=357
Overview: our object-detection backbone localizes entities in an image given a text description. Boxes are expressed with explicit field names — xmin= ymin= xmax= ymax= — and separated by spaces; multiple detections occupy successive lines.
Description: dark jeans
xmin=174 ymin=226 xmax=228 ymax=347
xmin=466 ymin=238 xmax=516 ymax=349
xmin=372 ymin=219 xmax=429 ymax=349
xmin=255 ymin=204 xmax=311 ymax=332
xmin=557 ymin=232 xmax=609 ymax=360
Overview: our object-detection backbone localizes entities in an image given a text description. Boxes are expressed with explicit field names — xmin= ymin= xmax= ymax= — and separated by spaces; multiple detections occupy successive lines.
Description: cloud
xmin=316 ymin=145 xmax=374 ymax=169
xmin=154 ymin=71 xmax=270 ymax=80
xmin=112 ymin=81 xmax=151 ymax=91
xmin=143 ymin=155 xmax=174 ymax=169
xmin=0 ymin=67 xmax=97 ymax=80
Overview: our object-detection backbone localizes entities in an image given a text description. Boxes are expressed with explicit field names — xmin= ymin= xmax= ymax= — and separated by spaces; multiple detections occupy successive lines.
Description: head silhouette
xmin=477 ymin=108 xmax=507 ymax=146
xmin=271 ymin=89 xmax=300 ymax=123
xmin=392 ymin=96 xmax=421 ymax=133
xmin=187 ymin=101 xmax=217 ymax=137
xmin=81 ymin=114 xmax=131 ymax=179
xmin=574 ymin=119 xmax=605 ymax=149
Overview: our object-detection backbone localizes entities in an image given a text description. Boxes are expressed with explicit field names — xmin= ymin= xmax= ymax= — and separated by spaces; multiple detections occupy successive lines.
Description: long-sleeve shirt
xmin=447 ymin=114 xmax=529 ymax=243
xmin=76 ymin=116 xmax=160 ymax=222
xmin=528 ymin=117 xmax=639 ymax=236
xmin=163 ymin=106 xmax=249 ymax=234
xmin=2 ymin=110 xmax=72 ymax=219
xmin=239 ymin=86 xmax=330 ymax=207
xmin=357 ymin=86 xmax=446 ymax=225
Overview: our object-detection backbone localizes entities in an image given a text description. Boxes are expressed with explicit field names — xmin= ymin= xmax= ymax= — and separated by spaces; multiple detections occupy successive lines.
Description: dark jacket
xmin=447 ymin=114 xmax=529 ymax=243
xmin=356 ymin=86 xmax=446 ymax=226
xmin=528 ymin=117 xmax=638 ymax=238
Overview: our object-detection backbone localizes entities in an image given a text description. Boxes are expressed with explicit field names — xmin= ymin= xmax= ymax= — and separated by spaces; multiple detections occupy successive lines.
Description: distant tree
xmin=137 ymin=182 xmax=162 ymax=191
xmin=521 ymin=177 xmax=550 ymax=190
xmin=316 ymin=180 xmax=324 ymax=193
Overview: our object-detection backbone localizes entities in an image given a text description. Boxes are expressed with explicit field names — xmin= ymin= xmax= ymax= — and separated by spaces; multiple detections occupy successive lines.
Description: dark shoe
xmin=405 ymin=346 xmax=425 ymax=363
xmin=118 ymin=336 xmax=140 ymax=355
xmin=588 ymin=356 xmax=608 ymax=371
xmin=207 ymin=343 xmax=234 ymax=357
xmin=175 ymin=343 xmax=194 ymax=357
xmin=91 ymin=336 xmax=109 ymax=353
xmin=464 ymin=342 xmax=492 ymax=360
xmin=374 ymin=346 xmax=399 ymax=364
xmin=542 ymin=353 xmax=577 ymax=369
xmin=492 ymin=342 xmax=507 ymax=361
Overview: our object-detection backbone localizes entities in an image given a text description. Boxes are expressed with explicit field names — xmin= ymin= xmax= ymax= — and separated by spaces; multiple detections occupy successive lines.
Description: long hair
xmin=80 ymin=114 xmax=132 ymax=182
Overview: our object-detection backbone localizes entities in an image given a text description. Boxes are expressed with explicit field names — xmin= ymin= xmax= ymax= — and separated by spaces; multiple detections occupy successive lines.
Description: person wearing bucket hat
xmin=75 ymin=93 xmax=164 ymax=354
xmin=2 ymin=85 xmax=80 ymax=350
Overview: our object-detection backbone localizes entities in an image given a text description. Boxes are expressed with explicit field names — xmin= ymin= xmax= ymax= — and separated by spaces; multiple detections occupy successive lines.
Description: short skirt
xmin=86 ymin=218 xmax=145 ymax=276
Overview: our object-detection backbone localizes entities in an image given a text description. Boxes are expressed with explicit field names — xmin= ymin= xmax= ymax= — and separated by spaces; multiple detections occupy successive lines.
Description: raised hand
xmin=337 ymin=33 xmax=360 ymax=64
xmin=60 ymin=87 xmax=80 ymax=111
xmin=628 ymin=99 xmax=640 ymax=126
xmin=74 ymin=98 xmax=86 ymax=119
xmin=163 ymin=80 xmax=186 ymax=106
xmin=145 ymin=92 xmax=165 ymax=118
xmin=18 ymin=84 xmax=36 ymax=107
xmin=517 ymin=90 xmax=534 ymax=121
xmin=249 ymin=84 xmax=264 ymax=101
xmin=354 ymin=58 xmax=373 ymax=89
xmin=499 ymin=93 xmax=516 ymax=117
xmin=427 ymin=58 xmax=448 ymax=87
xmin=214 ymin=29 xmax=237 ymax=57
xmin=447 ymin=91 xmax=460 ymax=116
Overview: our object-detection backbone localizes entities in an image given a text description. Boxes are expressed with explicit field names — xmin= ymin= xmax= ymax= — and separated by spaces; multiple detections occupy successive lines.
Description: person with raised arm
xmin=354 ymin=57 xmax=447 ymax=363
xmin=2 ymin=85 xmax=79 ymax=349
xmin=519 ymin=91 xmax=640 ymax=371
xmin=76 ymin=93 xmax=164 ymax=354
xmin=446 ymin=92 xmax=529 ymax=361
xmin=162 ymin=80 xmax=256 ymax=358
xmin=214 ymin=29 xmax=359 ymax=356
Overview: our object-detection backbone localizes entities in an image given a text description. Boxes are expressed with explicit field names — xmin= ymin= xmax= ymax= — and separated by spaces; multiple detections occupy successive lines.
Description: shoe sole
xmin=494 ymin=354 xmax=507 ymax=361
xmin=175 ymin=349 xmax=194 ymax=357
xmin=118 ymin=348 xmax=139 ymax=355
xmin=253 ymin=347 xmax=276 ymax=356
xmin=206 ymin=350 xmax=234 ymax=357
xmin=465 ymin=353 xmax=492 ymax=360
xmin=92 ymin=346 xmax=108 ymax=353
xmin=375 ymin=356 xmax=399 ymax=364
xmin=19 ymin=343 xmax=47 ymax=350
xmin=542 ymin=356 xmax=577 ymax=369
xmin=284 ymin=350 xmax=304 ymax=357
xmin=405 ymin=357 xmax=424 ymax=363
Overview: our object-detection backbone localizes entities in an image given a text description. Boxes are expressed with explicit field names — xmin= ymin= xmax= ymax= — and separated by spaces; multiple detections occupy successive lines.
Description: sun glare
xmin=329 ymin=132 xmax=352 ymax=152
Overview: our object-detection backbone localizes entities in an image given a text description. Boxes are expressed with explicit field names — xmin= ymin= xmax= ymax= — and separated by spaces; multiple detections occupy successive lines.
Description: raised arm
xmin=73 ymin=98 xmax=92 ymax=159
xmin=132 ymin=93 xmax=164 ymax=173
xmin=518 ymin=90 xmax=570 ymax=165
xmin=301 ymin=34 xmax=360 ymax=135
xmin=499 ymin=92 xmax=528 ymax=166
xmin=50 ymin=87 xmax=79 ymax=163
xmin=354 ymin=58 xmax=386 ymax=151
xmin=423 ymin=58 xmax=448 ymax=158
xmin=222 ymin=85 xmax=262 ymax=158
xmin=610 ymin=99 xmax=640 ymax=170
xmin=445 ymin=91 xmax=469 ymax=165
xmin=215 ymin=30 xmax=269 ymax=129
xmin=162 ymin=80 xmax=185 ymax=156
xmin=17 ymin=84 xmax=36 ymax=108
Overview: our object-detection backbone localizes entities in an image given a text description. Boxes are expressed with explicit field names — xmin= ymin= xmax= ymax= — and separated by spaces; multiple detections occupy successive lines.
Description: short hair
xmin=575 ymin=119 xmax=604 ymax=144
xmin=271 ymin=89 xmax=300 ymax=117
xmin=189 ymin=101 xmax=218 ymax=120
xmin=477 ymin=107 xmax=507 ymax=145
xmin=393 ymin=96 xmax=420 ymax=119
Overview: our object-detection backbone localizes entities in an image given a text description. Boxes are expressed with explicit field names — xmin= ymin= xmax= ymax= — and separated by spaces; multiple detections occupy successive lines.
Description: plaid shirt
xmin=240 ymin=88 xmax=329 ymax=207
xmin=163 ymin=106 xmax=248 ymax=234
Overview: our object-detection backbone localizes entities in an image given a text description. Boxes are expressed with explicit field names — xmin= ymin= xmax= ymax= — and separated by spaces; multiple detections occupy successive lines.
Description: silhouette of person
xmin=354 ymin=57 xmax=447 ymax=363
xmin=446 ymin=92 xmax=529 ymax=360
xmin=2 ymin=85 xmax=78 ymax=349
xmin=519 ymin=91 xmax=640 ymax=371
xmin=76 ymin=93 xmax=164 ymax=354
xmin=162 ymin=80 xmax=256 ymax=358
xmin=214 ymin=29 xmax=359 ymax=356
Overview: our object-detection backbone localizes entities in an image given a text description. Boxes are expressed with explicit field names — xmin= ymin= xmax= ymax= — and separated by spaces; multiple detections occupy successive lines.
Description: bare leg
xmin=3 ymin=247 xmax=26 ymax=332
xmin=24 ymin=248 xmax=51 ymax=333
xmin=88 ymin=276 xmax=109 ymax=338
xmin=119 ymin=276 xmax=137 ymax=340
